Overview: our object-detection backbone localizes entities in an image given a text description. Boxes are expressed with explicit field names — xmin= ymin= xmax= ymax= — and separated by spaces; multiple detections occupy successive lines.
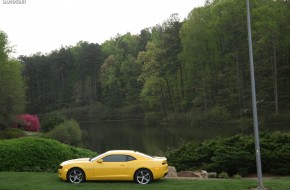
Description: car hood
xmin=61 ymin=158 xmax=90 ymax=166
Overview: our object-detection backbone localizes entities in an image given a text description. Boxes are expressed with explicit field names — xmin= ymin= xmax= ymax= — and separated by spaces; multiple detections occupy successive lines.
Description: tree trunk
xmin=236 ymin=52 xmax=242 ymax=117
xmin=165 ymin=77 xmax=174 ymax=112
xmin=273 ymin=41 xmax=279 ymax=114
xmin=160 ymin=85 xmax=166 ymax=115
xmin=175 ymin=74 xmax=181 ymax=112
xmin=179 ymin=63 xmax=185 ymax=98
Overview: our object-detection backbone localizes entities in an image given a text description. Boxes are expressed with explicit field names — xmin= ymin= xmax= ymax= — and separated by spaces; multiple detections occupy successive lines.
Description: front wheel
xmin=134 ymin=169 xmax=152 ymax=184
xmin=67 ymin=168 xmax=85 ymax=183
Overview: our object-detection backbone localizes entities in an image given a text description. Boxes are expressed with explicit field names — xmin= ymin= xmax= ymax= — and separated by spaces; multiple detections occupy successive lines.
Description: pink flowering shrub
xmin=18 ymin=114 xmax=41 ymax=132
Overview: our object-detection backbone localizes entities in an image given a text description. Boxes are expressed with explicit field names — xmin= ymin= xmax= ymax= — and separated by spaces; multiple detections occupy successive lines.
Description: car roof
xmin=105 ymin=150 xmax=137 ymax=154
xmin=103 ymin=150 xmax=153 ymax=159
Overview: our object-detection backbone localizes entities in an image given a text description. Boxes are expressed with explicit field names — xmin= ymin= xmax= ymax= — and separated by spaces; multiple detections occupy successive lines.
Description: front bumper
xmin=58 ymin=168 xmax=68 ymax=181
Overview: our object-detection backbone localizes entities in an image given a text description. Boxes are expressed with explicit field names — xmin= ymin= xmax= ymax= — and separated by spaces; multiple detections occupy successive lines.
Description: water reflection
xmin=81 ymin=120 xmax=248 ymax=155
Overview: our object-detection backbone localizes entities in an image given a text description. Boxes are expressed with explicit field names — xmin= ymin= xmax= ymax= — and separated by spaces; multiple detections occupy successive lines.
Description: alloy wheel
xmin=135 ymin=169 xmax=152 ymax=184
xmin=68 ymin=168 xmax=84 ymax=183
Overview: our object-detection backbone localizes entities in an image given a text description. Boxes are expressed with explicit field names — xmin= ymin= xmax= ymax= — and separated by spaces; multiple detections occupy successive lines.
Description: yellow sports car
xmin=58 ymin=150 xmax=168 ymax=184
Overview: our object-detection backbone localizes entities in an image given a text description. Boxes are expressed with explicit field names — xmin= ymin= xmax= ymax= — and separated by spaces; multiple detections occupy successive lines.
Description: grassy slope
xmin=0 ymin=172 xmax=289 ymax=190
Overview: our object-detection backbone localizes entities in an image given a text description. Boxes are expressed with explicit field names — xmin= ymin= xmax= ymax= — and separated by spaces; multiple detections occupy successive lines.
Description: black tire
xmin=67 ymin=168 xmax=85 ymax=184
xmin=134 ymin=169 xmax=152 ymax=184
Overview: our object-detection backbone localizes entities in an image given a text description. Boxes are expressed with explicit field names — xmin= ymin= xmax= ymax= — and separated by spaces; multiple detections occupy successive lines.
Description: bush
xmin=260 ymin=131 xmax=290 ymax=175
xmin=162 ymin=113 xmax=190 ymax=125
xmin=167 ymin=132 xmax=290 ymax=176
xmin=189 ymin=106 xmax=231 ymax=127
xmin=0 ymin=137 xmax=96 ymax=172
xmin=40 ymin=115 xmax=66 ymax=133
xmin=0 ymin=127 xmax=25 ymax=139
xmin=233 ymin=174 xmax=242 ymax=179
xmin=17 ymin=114 xmax=41 ymax=132
xmin=218 ymin=172 xmax=229 ymax=179
xmin=45 ymin=119 xmax=82 ymax=146
xmin=144 ymin=112 xmax=162 ymax=125
xmin=206 ymin=106 xmax=231 ymax=123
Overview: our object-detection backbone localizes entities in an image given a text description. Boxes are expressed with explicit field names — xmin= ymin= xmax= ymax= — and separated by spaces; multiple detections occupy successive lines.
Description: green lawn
xmin=0 ymin=172 xmax=289 ymax=190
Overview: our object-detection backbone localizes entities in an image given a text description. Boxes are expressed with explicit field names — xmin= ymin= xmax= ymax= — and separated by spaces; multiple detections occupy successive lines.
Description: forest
xmin=1 ymin=0 xmax=290 ymax=128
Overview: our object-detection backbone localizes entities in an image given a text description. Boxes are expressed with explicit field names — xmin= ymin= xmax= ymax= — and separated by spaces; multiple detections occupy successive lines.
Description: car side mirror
xmin=97 ymin=159 xmax=103 ymax=163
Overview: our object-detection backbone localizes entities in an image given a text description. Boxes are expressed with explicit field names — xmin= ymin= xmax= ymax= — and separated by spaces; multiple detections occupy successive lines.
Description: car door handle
xmin=120 ymin=164 xmax=126 ymax=166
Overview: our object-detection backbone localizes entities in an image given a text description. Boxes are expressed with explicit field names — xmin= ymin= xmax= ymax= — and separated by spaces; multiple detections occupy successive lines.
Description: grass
xmin=0 ymin=172 xmax=289 ymax=190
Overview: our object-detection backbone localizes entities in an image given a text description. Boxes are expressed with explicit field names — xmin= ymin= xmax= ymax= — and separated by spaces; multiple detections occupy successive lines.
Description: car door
xmin=93 ymin=154 xmax=128 ymax=180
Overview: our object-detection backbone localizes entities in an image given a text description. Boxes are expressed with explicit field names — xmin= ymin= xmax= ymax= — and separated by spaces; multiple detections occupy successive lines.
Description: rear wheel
xmin=67 ymin=168 xmax=85 ymax=183
xmin=134 ymin=169 xmax=152 ymax=184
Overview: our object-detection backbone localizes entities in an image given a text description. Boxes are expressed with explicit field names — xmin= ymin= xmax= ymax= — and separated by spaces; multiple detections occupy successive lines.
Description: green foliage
xmin=45 ymin=119 xmax=82 ymax=146
xmin=100 ymin=55 xmax=124 ymax=107
xmin=260 ymin=132 xmax=290 ymax=175
xmin=233 ymin=174 xmax=242 ymax=179
xmin=218 ymin=172 xmax=229 ymax=179
xmin=168 ymin=132 xmax=290 ymax=176
xmin=162 ymin=113 xmax=190 ymax=125
xmin=206 ymin=106 xmax=231 ymax=122
xmin=15 ymin=0 xmax=290 ymax=125
xmin=189 ymin=106 xmax=231 ymax=127
xmin=41 ymin=104 xmax=144 ymax=122
xmin=0 ymin=137 xmax=96 ymax=172
xmin=20 ymin=42 xmax=103 ymax=113
xmin=0 ymin=31 xmax=26 ymax=126
xmin=40 ymin=115 xmax=66 ymax=132
xmin=0 ymin=127 xmax=25 ymax=139
xmin=261 ymin=112 xmax=290 ymax=128
xmin=140 ymin=76 xmax=165 ymax=111
xmin=144 ymin=112 xmax=162 ymax=125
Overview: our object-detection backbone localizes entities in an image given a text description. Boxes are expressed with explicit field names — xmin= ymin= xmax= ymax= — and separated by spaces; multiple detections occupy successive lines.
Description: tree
xmin=71 ymin=41 xmax=103 ymax=105
xmin=137 ymin=41 xmax=168 ymax=114
xmin=100 ymin=55 xmax=123 ymax=107
xmin=18 ymin=114 xmax=40 ymax=132
xmin=253 ymin=0 xmax=290 ymax=114
xmin=0 ymin=31 xmax=26 ymax=127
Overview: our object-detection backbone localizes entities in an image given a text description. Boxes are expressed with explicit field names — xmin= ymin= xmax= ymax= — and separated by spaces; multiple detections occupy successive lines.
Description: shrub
xmin=45 ymin=119 xmax=82 ymax=146
xmin=218 ymin=172 xmax=229 ymax=179
xmin=162 ymin=113 xmax=190 ymax=125
xmin=144 ymin=112 xmax=162 ymax=125
xmin=17 ymin=114 xmax=40 ymax=132
xmin=0 ymin=137 xmax=96 ymax=172
xmin=189 ymin=106 xmax=231 ymax=127
xmin=210 ymin=135 xmax=256 ymax=176
xmin=260 ymin=131 xmax=290 ymax=175
xmin=233 ymin=174 xmax=242 ymax=179
xmin=167 ymin=132 xmax=290 ymax=176
xmin=40 ymin=115 xmax=66 ymax=132
xmin=206 ymin=106 xmax=231 ymax=123
xmin=0 ymin=127 xmax=25 ymax=139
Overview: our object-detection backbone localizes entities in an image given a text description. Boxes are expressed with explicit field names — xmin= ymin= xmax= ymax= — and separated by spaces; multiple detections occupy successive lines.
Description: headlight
xmin=59 ymin=166 xmax=63 ymax=169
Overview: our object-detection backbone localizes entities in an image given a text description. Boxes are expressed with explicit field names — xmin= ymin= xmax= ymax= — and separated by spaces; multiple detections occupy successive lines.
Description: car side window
xmin=127 ymin=155 xmax=136 ymax=162
xmin=102 ymin=155 xmax=127 ymax=162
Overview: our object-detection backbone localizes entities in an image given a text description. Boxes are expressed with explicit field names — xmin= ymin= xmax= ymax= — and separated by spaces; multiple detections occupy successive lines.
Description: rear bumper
xmin=163 ymin=172 xmax=168 ymax=177
xmin=153 ymin=166 xmax=168 ymax=180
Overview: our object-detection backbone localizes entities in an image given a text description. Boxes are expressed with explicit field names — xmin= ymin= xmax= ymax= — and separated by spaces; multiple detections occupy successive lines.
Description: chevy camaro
xmin=58 ymin=150 xmax=168 ymax=184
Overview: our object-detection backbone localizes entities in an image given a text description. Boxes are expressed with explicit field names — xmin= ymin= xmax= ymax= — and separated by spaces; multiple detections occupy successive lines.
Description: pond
xmin=81 ymin=120 xmax=256 ymax=155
